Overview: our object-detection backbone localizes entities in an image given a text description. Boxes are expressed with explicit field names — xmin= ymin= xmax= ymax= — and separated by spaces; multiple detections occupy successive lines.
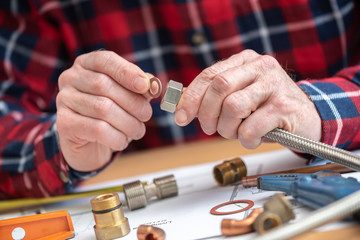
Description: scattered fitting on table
xmin=221 ymin=208 xmax=264 ymax=236
xmin=254 ymin=193 xmax=295 ymax=234
xmin=160 ymin=80 xmax=183 ymax=113
xmin=90 ymin=192 xmax=130 ymax=240
xmin=123 ymin=174 xmax=178 ymax=211
xmin=213 ymin=157 xmax=247 ymax=186
xmin=137 ymin=225 xmax=166 ymax=240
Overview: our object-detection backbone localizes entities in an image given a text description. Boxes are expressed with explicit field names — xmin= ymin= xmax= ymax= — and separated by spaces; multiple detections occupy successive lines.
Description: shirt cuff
xmin=297 ymin=78 xmax=360 ymax=164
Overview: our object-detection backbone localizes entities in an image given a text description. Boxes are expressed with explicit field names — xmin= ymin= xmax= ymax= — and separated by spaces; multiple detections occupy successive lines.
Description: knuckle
xmin=211 ymin=74 xmax=231 ymax=97
xmin=93 ymin=97 xmax=113 ymax=116
xmin=74 ymin=54 xmax=84 ymax=66
xmin=56 ymin=91 xmax=69 ymax=111
xmin=91 ymin=74 xmax=111 ymax=94
xmin=182 ymin=89 xmax=200 ymax=108
xmin=93 ymin=51 xmax=114 ymax=69
xmin=223 ymin=94 xmax=250 ymax=118
xmin=93 ymin=121 xmax=108 ymax=136
xmin=223 ymin=96 xmax=240 ymax=115
xmin=274 ymin=95 xmax=295 ymax=114
xmin=56 ymin=91 xmax=65 ymax=105
xmin=228 ymin=50 xmax=258 ymax=64
xmin=238 ymin=127 xmax=257 ymax=148
xmin=241 ymin=49 xmax=258 ymax=58
xmin=258 ymin=55 xmax=278 ymax=69
xmin=58 ymin=69 xmax=73 ymax=89
xmin=243 ymin=49 xmax=257 ymax=55
xmin=113 ymin=63 xmax=126 ymax=82
xmin=201 ymin=65 xmax=220 ymax=79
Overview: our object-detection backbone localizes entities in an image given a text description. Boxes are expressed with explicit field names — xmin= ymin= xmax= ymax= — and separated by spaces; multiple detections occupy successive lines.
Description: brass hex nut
xmin=160 ymin=80 xmax=183 ymax=113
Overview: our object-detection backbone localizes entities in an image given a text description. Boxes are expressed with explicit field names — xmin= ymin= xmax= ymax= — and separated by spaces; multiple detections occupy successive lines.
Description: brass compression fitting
xmin=254 ymin=193 xmax=295 ymax=234
xmin=213 ymin=157 xmax=247 ymax=186
xmin=90 ymin=192 xmax=130 ymax=240
xmin=123 ymin=174 xmax=178 ymax=210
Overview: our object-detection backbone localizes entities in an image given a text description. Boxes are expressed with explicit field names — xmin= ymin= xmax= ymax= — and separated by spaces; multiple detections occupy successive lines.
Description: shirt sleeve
xmin=0 ymin=2 xmax=107 ymax=198
xmin=297 ymin=65 xmax=360 ymax=164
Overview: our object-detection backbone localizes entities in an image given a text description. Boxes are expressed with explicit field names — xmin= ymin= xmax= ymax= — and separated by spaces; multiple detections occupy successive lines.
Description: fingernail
xmin=175 ymin=109 xmax=188 ymax=126
xmin=133 ymin=76 xmax=149 ymax=92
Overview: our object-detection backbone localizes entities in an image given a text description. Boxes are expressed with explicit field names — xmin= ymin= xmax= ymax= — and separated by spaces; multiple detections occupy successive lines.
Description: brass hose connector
xmin=137 ymin=225 xmax=166 ymax=240
xmin=123 ymin=174 xmax=178 ymax=210
xmin=213 ymin=157 xmax=247 ymax=186
xmin=90 ymin=192 xmax=130 ymax=240
xmin=254 ymin=193 xmax=295 ymax=234
xmin=221 ymin=208 xmax=264 ymax=236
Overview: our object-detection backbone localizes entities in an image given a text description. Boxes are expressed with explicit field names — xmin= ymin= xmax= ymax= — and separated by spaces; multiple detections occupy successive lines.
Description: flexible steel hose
xmin=161 ymin=80 xmax=360 ymax=171
xmin=264 ymin=128 xmax=360 ymax=171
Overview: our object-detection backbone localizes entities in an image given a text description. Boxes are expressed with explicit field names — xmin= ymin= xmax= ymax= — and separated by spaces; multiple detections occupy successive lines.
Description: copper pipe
xmin=137 ymin=225 xmax=166 ymax=240
xmin=221 ymin=208 xmax=264 ymax=236
xmin=242 ymin=163 xmax=353 ymax=188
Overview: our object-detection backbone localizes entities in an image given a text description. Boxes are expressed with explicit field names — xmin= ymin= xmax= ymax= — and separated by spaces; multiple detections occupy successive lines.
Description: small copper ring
xmin=210 ymin=200 xmax=254 ymax=215
xmin=149 ymin=77 xmax=162 ymax=98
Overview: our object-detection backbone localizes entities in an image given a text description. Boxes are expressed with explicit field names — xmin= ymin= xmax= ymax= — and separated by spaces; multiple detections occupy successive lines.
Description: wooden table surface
xmin=82 ymin=137 xmax=285 ymax=186
xmin=81 ymin=137 xmax=360 ymax=239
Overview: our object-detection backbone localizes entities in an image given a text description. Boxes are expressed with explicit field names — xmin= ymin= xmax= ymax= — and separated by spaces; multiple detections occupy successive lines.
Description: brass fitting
xmin=90 ymin=192 xmax=130 ymax=240
xmin=213 ymin=157 xmax=247 ymax=186
xmin=254 ymin=193 xmax=295 ymax=234
xmin=123 ymin=174 xmax=178 ymax=210
xmin=221 ymin=208 xmax=264 ymax=236
xmin=160 ymin=80 xmax=183 ymax=113
xmin=137 ymin=225 xmax=166 ymax=240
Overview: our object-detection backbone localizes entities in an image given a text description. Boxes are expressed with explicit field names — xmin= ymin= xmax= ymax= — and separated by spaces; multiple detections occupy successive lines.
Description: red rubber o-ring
xmin=210 ymin=200 xmax=254 ymax=215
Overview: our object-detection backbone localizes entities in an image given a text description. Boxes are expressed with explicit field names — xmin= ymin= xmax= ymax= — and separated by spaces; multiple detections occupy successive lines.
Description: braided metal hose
xmin=253 ymin=189 xmax=360 ymax=240
xmin=264 ymin=128 xmax=360 ymax=171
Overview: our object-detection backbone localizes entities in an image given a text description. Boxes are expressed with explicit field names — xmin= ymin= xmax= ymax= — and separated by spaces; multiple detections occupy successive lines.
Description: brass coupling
xmin=123 ymin=174 xmax=178 ymax=210
xmin=254 ymin=193 xmax=295 ymax=234
xmin=91 ymin=192 xmax=130 ymax=240
xmin=137 ymin=225 xmax=166 ymax=240
xmin=213 ymin=157 xmax=247 ymax=186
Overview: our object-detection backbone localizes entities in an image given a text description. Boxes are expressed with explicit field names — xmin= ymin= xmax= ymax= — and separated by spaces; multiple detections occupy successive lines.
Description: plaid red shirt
xmin=0 ymin=0 xmax=359 ymax=198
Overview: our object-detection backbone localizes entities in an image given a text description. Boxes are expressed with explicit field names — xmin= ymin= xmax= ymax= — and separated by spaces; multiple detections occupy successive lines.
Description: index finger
xmin=77 ymin=50 xmax=150 ymax=94
xmin=175 ymin=49 xmax=260 ymax=126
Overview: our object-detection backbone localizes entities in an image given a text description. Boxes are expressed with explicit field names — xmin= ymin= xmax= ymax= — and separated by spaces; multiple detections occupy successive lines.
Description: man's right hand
xmin=56 ymin=51 xmax=153 ymax=172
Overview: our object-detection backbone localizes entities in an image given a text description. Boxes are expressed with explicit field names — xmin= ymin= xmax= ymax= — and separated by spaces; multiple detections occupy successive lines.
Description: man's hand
xmin=56 ymin=51 xmax=153 ymax=171
xmin=175 ymin=50 xmax=321 ymax=149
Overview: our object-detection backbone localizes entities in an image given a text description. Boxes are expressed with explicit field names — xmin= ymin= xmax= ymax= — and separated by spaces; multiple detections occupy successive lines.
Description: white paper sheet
xmin=1 ymin=149 xmax=358 ymax=240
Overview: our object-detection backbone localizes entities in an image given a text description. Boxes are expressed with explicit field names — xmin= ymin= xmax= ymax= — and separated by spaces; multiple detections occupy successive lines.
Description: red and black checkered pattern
xmin=0 ymin=0 xmax=359 ymax=198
